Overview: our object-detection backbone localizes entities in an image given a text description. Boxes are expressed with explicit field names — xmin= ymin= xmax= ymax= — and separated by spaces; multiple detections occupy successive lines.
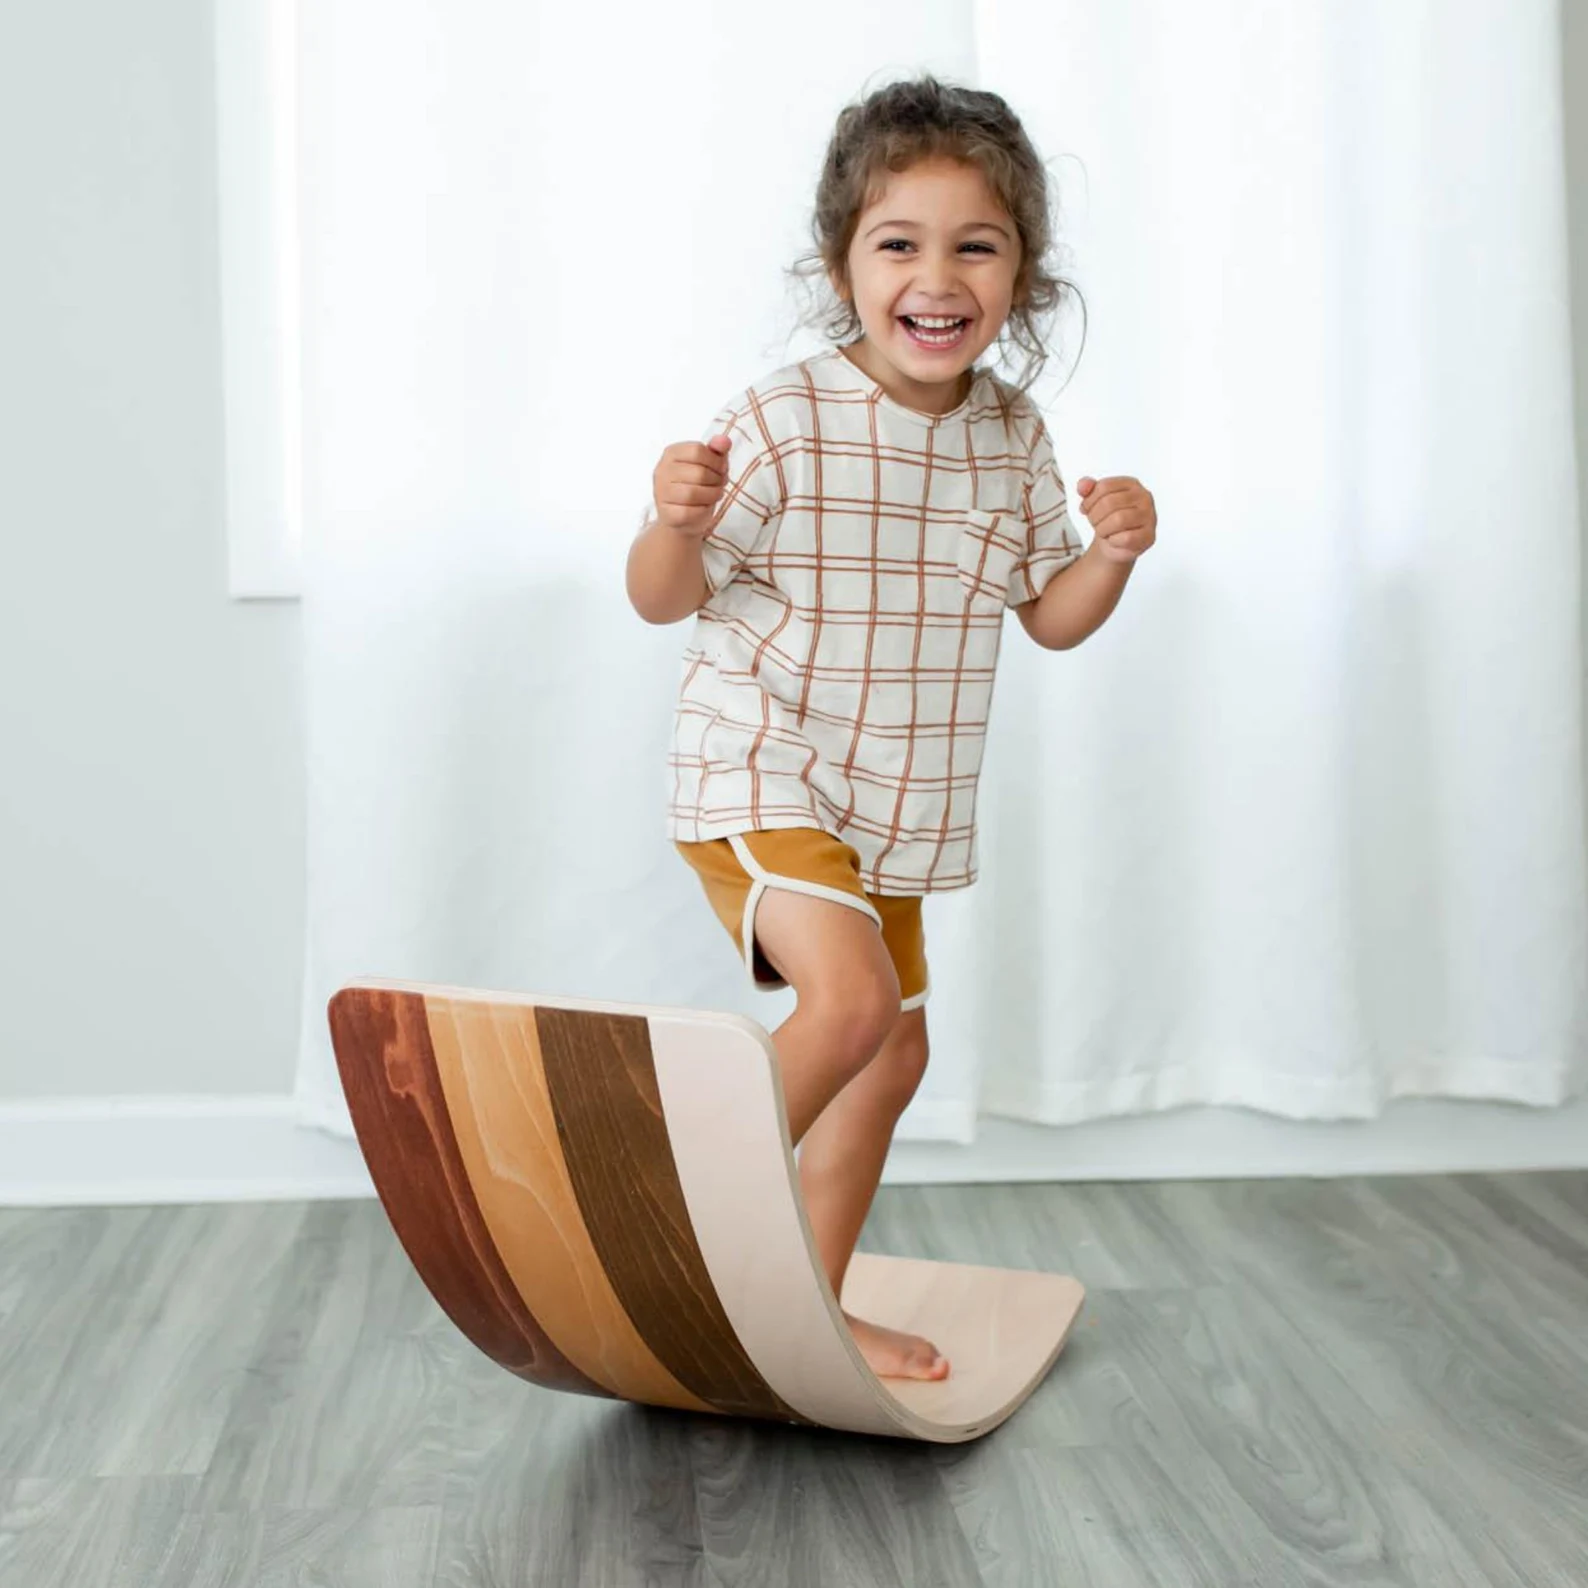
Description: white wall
xmin=0 ymin=2 xmax=303 ymax=1099
xmin=1 ymin=3 xmax=1585 ymax=1127
xmin=1569 ymin=1 xmax=1588 ymax=674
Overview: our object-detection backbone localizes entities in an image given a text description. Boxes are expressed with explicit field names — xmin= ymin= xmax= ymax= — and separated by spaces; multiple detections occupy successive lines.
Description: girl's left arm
xmin=1015 ymin=475 xmax=1156 ymax=651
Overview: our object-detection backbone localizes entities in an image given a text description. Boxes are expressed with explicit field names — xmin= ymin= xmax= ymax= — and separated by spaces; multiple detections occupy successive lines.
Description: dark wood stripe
xmin=534 ymin=1005 xmax=805 ymax=1423
xmin=327 ymin=987 xmax=610 ymax=1399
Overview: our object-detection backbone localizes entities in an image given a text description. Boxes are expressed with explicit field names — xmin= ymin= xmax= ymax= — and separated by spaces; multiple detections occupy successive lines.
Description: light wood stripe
xmin=841 ymin=1253 xmax=1084 ymax=1433
xmin=422 ymin=994 xmax=713 ymax=1414
xmin=646 ymin=1011 xmax=909 ymax=1437
xmin=326 ymin=988 xmax=609 ymax=1398
xmin=533 ymin=1005 xmax=805 ymax=1424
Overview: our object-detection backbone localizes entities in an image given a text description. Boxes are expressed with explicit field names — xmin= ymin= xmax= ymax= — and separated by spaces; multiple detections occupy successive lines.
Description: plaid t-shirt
xmin=664 ymin=345 xmax=1085 ymax=895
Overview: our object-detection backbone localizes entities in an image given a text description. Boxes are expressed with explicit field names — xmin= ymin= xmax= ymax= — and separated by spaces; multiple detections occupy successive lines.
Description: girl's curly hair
xmin=789 ymin=74 xmax=1086 ymax=395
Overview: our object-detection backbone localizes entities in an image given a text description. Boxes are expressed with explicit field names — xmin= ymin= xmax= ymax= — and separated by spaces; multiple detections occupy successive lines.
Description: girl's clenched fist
xmin=652 ymin=434 xmax=734 ymax=538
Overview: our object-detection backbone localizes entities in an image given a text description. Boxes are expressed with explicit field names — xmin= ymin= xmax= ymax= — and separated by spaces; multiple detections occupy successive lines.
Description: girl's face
xmin=835 ymin=156 xmax=1022 ymax=415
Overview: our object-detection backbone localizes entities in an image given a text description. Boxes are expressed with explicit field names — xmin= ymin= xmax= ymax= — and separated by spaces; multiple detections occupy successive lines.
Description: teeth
xmin=903 ymin=313 xmax=967 ymax=348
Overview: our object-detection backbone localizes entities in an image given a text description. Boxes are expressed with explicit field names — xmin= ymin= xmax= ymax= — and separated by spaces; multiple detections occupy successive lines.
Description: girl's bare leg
xmin=795 ymin=1007 xmax=946 ymax=1379
xmin=751 ymin=886 xmax=947 ymax=1380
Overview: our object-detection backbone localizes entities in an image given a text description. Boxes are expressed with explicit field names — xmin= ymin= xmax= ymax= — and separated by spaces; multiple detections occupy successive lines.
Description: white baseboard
xmin=1 ymin=1092 xmax=1585 ymax=1208
xmin=886 ymin=1093 xmax=1588 ymax=1184
xmin=0 ymin=1097 xmax=374 ymax=1207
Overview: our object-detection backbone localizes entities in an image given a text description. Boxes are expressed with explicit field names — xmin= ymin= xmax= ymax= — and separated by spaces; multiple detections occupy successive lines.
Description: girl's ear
xmin=828 ymin=266 xmax=851 ymax=304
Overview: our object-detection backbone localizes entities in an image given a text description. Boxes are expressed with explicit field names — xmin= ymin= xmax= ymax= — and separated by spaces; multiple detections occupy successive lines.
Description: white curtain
xmin=293 ymin=0 xmax=1586 ymax=1143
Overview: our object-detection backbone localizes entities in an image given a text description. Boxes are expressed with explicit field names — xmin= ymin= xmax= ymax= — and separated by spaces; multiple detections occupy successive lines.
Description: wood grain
xmin=533 ymin=1004 xmax=802 ymax=1424
xmin=328 ymin=987 xmax=608 ymax=1398
xmin=422 ymin=995 xmax=713 ymax=1413
xmin=644 ymin=1010 xmax=908 ymax=1437
xmin=1167 ymin=1177 xmax=1588 ymax=1585
xmin=841 ymin=1253 xmax=1082 ymax=1434
xmin=5 ymin=1176 xmax=1588 ymax=1583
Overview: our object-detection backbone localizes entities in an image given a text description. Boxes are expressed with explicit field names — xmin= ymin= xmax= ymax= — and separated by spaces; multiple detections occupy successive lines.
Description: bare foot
xmin=846 ymin=1313 xmax=950 ymax=1380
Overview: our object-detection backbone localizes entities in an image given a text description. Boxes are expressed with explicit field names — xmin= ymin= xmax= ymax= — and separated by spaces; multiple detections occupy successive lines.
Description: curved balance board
xmin=327 ymin=978 xmax=1085 ymax=1442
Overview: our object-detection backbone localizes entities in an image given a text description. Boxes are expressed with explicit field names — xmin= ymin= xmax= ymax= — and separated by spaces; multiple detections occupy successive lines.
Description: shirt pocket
xmin=956 ymin=509 xmax=1024 ymax=610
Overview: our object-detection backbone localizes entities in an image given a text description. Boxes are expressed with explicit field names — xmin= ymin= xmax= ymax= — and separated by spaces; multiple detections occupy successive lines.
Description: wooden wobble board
xmin=327 ymin=979 xmax=1084 ymax=1442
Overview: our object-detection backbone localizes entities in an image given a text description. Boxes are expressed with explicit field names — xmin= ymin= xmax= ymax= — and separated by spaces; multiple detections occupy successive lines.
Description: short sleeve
xmin=696 ymin=405 xmax=780 ymax=597
xmin=1005 ymin=414 xmax=1086 ymax=607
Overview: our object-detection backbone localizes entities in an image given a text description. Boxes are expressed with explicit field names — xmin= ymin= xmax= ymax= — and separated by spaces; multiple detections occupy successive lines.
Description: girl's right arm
xmin=625 ymin=434 xmax=732 ymax=624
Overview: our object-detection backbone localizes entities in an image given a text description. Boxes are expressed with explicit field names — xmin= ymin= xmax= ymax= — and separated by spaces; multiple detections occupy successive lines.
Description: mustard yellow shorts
xmin=674 ymin=828 xmax=929 ymax=1010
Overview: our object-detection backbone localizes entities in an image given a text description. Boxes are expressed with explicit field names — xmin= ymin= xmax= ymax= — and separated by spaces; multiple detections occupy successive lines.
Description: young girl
xmin=626 ymin=75 xmax=1156 ymax=1380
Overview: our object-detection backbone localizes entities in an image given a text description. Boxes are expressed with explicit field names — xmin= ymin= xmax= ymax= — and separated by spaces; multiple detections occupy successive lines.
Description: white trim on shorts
xmin=727 ymin=833 xmax=928 ymax=1009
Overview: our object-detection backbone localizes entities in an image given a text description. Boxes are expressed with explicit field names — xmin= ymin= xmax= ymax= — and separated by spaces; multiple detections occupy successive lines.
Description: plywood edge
xmin=333 ymin=978 xmax=773 ymax=1051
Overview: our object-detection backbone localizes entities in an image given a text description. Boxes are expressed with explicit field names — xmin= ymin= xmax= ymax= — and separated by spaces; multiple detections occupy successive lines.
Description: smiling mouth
xmin=899 ymin=314 xmax=971 ymax=349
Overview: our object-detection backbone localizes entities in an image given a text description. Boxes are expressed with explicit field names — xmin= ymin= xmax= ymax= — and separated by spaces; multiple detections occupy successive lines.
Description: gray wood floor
xmin=2 ymin=1173 xmax=1586 ymax=1587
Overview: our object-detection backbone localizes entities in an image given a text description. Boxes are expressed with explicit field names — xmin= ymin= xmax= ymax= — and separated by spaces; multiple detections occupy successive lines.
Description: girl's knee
xmin=869 ymin=1010 xmax=930 ymax=1110
xmin=804 ymin=966 xmax=901 ymax=1074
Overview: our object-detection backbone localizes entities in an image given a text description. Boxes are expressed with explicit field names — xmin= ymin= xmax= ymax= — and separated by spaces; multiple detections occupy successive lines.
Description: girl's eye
xmin=878 ymin=239 xmax=996 ymax=255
